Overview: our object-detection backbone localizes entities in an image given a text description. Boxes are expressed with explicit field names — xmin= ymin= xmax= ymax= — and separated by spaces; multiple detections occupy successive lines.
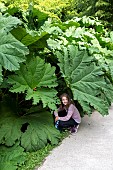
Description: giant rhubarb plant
xmin=0 ymin=143 xmax=26 ymax=170
xmin=0 ymin=96 xmax=60 ymax=151
xmin=8 ymin=56 xmax=58 ymax=110
xmin=55 ymin=45 xmax=113 ymax=115
xmin=0 ymin=14 xmax=29 ymax=85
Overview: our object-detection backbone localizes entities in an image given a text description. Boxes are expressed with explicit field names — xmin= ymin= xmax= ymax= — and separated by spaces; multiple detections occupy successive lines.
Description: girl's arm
xmin=54 ymin=107 xmax=61 ymax=117
xmin=54 ymin=110 xmax=58 ymax=117
xmin=59 ymin=104 xmax=74 ymax=121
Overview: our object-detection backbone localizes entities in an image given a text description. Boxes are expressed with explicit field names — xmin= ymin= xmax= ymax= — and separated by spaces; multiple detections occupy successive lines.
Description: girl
xmin=54 ymin=93 xmax=81 ymax=133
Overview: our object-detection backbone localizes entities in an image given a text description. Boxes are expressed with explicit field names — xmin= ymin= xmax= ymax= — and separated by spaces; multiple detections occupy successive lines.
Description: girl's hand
xmin=55 ymin=116 xmax=59 ymax=122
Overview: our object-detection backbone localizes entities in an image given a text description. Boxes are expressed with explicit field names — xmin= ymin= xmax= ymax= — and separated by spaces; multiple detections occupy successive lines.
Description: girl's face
xmin=62 ymin=96 xmax=68 ymax=106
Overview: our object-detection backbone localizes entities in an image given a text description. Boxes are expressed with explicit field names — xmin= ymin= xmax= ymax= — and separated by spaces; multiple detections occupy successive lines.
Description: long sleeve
xmin=59 ymin=104 xmax=81 ymax=123
xmin=54 ymin=110 xmax=58 ymax=117
xmin=54 ymin=107 xmax=61 ymax=117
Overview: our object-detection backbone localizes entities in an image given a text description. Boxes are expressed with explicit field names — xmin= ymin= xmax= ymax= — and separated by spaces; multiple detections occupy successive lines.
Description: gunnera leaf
xmin=0 ymin=97 xmax=24 ymax=146
xmin=8 ymin=57 xmax=58 ymax=110
xmin=0 ymin=14 xmax=29 ymax=73
xmin=0 ymin=65 xmax=3 ymax=85
xmin=0 ymin=97 xmax=61 ymax=151
xmin=0 ymin=14 xmax=21 ymax=32
xmin=21 ymin=110 xmax=61 ymax=151
xmin=0 ymin=31 xmax=29 ymax=71
xmin=0 ymin=143 xmax=26 ymax=170
xmin=56 ymin=45 xmax=113 ymax=115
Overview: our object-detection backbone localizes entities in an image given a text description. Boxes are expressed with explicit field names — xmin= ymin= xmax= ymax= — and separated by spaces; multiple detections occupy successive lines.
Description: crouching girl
xmin=54 ymin=93 xmax=81 ymax=133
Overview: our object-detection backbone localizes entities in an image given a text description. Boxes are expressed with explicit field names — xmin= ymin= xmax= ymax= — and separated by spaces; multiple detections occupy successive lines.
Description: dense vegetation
xmin=0 ymin=0 xmax=113 ymax=169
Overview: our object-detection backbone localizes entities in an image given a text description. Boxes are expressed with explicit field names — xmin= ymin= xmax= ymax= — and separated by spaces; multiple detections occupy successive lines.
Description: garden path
xmin=36 ymin=104 xmax=113 ymax=170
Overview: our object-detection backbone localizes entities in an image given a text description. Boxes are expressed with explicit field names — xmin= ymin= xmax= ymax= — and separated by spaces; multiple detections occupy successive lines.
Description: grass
xmin=18 ymin=130 xmax=69 ymax=170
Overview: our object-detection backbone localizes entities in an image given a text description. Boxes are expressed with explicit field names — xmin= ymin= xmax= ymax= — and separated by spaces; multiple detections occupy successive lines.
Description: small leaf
xmin=110 ymin=31 xmax=113 ymax=43
xmin=47 ymin=38 xmax=61 ymax=50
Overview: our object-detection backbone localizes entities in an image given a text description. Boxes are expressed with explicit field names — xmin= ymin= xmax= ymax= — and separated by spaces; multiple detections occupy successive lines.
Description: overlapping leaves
xmin=8 ymin=57 xmax=58 ymax=110
xmin=21 ymin=110 xmax=60 ymax=151
xmin=0 ymin=31 xmax=29 ymax=71
xmin=0 ymin=97 xmax=60 ymax=151
xmin=0 ymin=14 xmax=21 ymax=32
xmin=56 ymin=45 xmax=113 ymax=115
xmin=0 ymin=14 xmax=29 ymax=85
xmin=0 ymin=143 xmax=26 ymax=170
xmin=11 ymin=27 xmax=49 ymax=48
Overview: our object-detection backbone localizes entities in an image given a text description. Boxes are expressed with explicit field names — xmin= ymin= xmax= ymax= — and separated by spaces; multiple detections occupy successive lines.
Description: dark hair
xmin=59 ymin=93 xmax=74 ymax=109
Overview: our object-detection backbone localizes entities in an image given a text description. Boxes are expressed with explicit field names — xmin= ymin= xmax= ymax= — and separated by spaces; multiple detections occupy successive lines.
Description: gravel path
xmin=36 ymin=104 xmax=113 ymax=170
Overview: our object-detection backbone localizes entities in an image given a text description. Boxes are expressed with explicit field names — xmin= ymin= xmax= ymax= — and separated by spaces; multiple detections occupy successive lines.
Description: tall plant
xmin=73 ymin=0 xmax=113 ymax=26
xmin=0 ymin=12 xmax=61 ymax=155
xmin=0 ymin=4 xmax=113 ymax=169
xmin=46 ymin=16 xmax=113 ymax=114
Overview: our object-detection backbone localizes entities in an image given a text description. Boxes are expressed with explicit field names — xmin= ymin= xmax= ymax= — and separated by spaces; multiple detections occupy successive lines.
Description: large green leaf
xmin=11 ymin=27 xmax=49 ymax=47
xmin=0 ymin=14 xmax=21 ymax=32
xmin=0 ymin=143 xmax=26 ymax=170
xmin=0 ymin=116 xmax=23 ymax=146
xmin=56 ymin=45 xmax=113 ymax=115
xmin=0 ymin=14 xmax=29 ymax=76
xmin=8 ymin=57 xmax=58 ymax=110
xmin=0 ymin=65 xmax=3 ymax=85
xmin=21 ymin=110 xmax=60 ymax=151
xmin=26 ymin=88 xmax=58 ymax=109
xmin=0 ymin=98 xmax=60 ymax=151
xmin=0 ymin=31 xmax=29 ymax=71
xmin=0 ymin=97 xmax=24 ymax=146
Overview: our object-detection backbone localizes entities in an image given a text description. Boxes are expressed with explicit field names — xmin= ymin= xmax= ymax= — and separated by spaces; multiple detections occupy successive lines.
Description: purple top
xmin=54 ymin=104 xmax=81 ymax=123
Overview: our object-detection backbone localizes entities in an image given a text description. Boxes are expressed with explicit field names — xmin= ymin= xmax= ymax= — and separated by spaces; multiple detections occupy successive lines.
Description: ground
xmin=36 ymin=104 xmax=113 ymax=170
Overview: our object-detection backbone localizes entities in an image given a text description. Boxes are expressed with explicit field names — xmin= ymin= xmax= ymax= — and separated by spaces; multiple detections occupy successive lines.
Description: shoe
xmin=70 ymin=125 xmax=79 ymax=134
xmin=70 ymin=127 xmax=77 ymax=133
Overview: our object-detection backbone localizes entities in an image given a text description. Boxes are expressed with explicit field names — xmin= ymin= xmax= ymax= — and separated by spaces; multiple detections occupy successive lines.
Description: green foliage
xmin=18 ymin=144 xmax=54 ymax=170
xmin=0 ymin=65 xmax=2 ymax=84
xmin=0 ymin=14 xmax=21 ymax=32
xmin=11 ymin=27 xmax=49 ymax=47
xmin=0 ymin=96 xmax=61 ymax=151
xmin=47 ymin=17 xmax=113 ymax=84
xmin=1 ymin=9 xmax=113 ymax=116
xmin=1 ymin=3 xmax=113 ymax=169
xmin=0 ymin=0 xmax=73 ymax=20
xmin=0 ymin=31 xmax=28 ymax=71
xmin=0 ymin=14 xmax=29 ymax=85
xmin=18 ymin=131 xmax=69 ymax=170
xmin=8 ymin=56 xmax=58 ymax=110
xmin=46 ymin=17 xmax=113 ymax=115
xmin=0 ymin=143 xmax=26 ymax=170
xmin=95 ymin=0 xmax=113 ymax=23
xmin=21 ymin=111 xmax=60 ymax=151
xmin=56 ymin=45 xmax=113 ymax=115
xmin=74 ymin=0 xmax=113 ymax=26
